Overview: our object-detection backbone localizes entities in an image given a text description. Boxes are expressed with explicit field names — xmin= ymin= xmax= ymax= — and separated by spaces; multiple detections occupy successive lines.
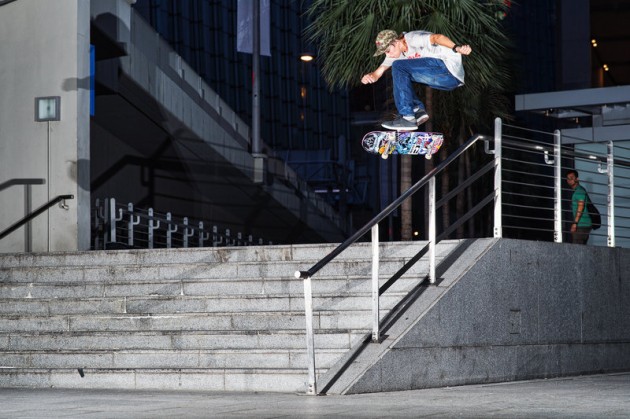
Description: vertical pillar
xmin=493 ymin=118 xmax=503 ymax=238
xmin=554 ymin=130 xmax=563 ymax=242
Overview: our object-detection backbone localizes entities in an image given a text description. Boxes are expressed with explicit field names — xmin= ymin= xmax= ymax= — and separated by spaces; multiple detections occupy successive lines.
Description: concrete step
xmin=0 ymin=275 xmax=422 ymax=298
xmin=0 ymin=310 xmax=385 ymax=333
xmin=0 ymin=240 xmax=465 ymax=392
xmin=0 ymin=348 xmax=347 ymax=369
xmin=0 ymin=241 xmax=446 ymax=268
xmin=0 ymin=331 xmax=366 ymax=351
xmin=0 ymin=293 xmax=409 ymax=315
xmin=0 ymin=258 xmax=436 ymax=284
xmin=0 ymin=367 xmax=312 ymax=392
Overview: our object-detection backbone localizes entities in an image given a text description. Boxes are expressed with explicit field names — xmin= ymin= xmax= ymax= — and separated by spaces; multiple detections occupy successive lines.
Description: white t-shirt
xmin=381 ymin=31 xmax=465 ymax=85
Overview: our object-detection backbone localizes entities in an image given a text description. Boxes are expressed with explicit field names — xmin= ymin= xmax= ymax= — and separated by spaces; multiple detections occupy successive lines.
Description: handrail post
xmin=24 ymin=184 xmax=33 ymax=252
xmin=127 ymin=203 xmax=140 ymax=248
xmin=428 ymin=177 xmax=436 ymax=283
xmin=554 ymin=130 xmax=562 ymax=243
xmin=303 ymin=275 xmax=317 ymax=395
xmin=493 ymin=117 xmax=503 ymax=238
xmin=109 ymin=198 xmax=117 ymax=243
xmin=607 ymin=141 xmax=615 ymax=247
xmin=371 ymin=224 xmax=380 ymax=342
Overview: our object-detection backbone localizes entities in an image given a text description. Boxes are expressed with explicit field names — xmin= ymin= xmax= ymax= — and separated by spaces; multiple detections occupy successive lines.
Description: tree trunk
xmin=456 ymin=123 xmax=466 ymax=238
xmin=400 ymin=155 xmax=412 ymax=240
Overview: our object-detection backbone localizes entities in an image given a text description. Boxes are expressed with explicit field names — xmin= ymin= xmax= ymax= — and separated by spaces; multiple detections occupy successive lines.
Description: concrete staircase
xmin=0 ymin=241 xmax=460 ymax=392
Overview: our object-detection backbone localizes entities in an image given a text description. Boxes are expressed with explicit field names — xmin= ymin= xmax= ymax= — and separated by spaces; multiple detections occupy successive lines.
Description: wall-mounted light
xmin=35 ymin=96 xmax=61 ymax=121
xmin=300 ymin=53 xmax=315 ymax=62
xmin=603 ymin=64 xmax=609 ymax=72
xmin=591 ymin=38 xmax=598 ymax=47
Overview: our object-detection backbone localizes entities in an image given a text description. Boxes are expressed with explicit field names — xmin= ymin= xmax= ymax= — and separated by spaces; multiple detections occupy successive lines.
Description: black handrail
xmin=0 ymin=194 xmax=74 ymax=240
xmin=295 ymin=134 xmax=489 ymax=279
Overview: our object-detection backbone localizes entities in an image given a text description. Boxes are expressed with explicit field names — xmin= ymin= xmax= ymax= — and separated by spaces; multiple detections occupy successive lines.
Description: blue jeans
xmin=391 ymin=58 xmax=461 ymax=117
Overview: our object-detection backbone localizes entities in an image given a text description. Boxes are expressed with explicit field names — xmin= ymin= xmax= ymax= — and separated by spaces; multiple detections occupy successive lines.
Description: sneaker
xmin=414 ymin=109 xmax=430 ymax=125
xmin=381 ymin=116 xmax=418 ymax=131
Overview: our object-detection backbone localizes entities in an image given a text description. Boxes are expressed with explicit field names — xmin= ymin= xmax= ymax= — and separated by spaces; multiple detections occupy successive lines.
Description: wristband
xmin=452 ymin=45 xmax=459 ymax=53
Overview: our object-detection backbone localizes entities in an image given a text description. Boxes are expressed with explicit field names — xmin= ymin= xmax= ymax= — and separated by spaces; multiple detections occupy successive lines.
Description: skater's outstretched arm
xmin=361 ymin=65 xmax=389 ymax=84
xmin=429 ymin=33 xmax=472 ymax=55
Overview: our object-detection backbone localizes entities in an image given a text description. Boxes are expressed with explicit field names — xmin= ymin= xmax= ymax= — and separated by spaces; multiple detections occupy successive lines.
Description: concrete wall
xmin=0 ymin=0 xmax=90 ymax=252
xmin=330 ymin=239 xmax=630 ymax=394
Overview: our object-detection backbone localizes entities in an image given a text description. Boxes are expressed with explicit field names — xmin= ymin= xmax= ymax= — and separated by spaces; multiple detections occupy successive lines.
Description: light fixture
xmin=591 ymin=38 xmax=597 ymax=47
xmin=300 ymin=53 xmax=315 ymax=62
xmin=35 ymin=96 xmax=61 ymax=121
xmin=603 ymin=64 xmax=609 ymax=72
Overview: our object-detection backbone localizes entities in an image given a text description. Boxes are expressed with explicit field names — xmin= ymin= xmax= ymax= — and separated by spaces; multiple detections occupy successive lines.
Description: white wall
xmin=0 ymin=0 xmax=90 ymax=252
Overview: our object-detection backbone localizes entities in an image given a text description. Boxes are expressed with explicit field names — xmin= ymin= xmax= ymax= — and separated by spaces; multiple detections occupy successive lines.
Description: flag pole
xmin=252 ymin=0 xmax=265 ymax=183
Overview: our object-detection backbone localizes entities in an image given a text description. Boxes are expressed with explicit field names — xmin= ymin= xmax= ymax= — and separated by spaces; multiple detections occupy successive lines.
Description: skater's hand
xmin=362 ymin=65 xmax=388 ymax=84
xmin=455 ymin=45 xmax=472 ymax=55
xmin=361 ymin=73 xmax=378 ymax=84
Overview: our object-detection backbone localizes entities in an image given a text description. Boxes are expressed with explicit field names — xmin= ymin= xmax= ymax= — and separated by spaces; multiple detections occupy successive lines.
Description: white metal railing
xmin=92 ymin=198 xmax=272 ymax=250
xmin=296 ymin=116 xmax=630 ymax=395
xmin=295 ymin=132 xmax=496 ymax=395
xmin=500 ymin=120 xmax=630 ymax=247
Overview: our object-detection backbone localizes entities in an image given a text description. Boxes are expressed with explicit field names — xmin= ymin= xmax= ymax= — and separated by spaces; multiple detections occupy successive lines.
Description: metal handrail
xmin=294 ymin=133 xmax=489 ymax=281
xmin=295 ymin=132 xmax=493 ymax=395
xmin=0 ymin=194 xmax=74 ymax=240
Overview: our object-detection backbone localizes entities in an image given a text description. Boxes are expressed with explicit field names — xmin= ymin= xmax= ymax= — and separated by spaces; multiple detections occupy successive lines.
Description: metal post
xmin=428 ymin=177 xmax=436 ymax=283
xmin=554 ymin=130 xmax=562 ymax=243
xmin=252 ymin=0 xmax=260 ymax=155
xmin=199 ymin=222 xmax=210 ymax=247
xmin=166 ymin=213 xmax=177 ymax=248
xmin=109 ymin=198 xmax=117 ymax=243
xmin=493 ymin=117 xmax=503 ymax=238
xmin=127 ymin=203 xmax=140 ymax=248
xmin=607 ymin=141 xmax=615 ymax=247
xmin=251 ymin=0 xmax=266 ymax=184
xmin=183 ymin=217 xmax=194 ymax=248
xmin=303 ymin=275 xmax=317 ymax=395
xmin=148 ymin=208 xmax=160 ymax=249
xmin=24 ymin=184 xmax=32 ymax=252
xmin=371 ymin=224 xmax=380 ymax=342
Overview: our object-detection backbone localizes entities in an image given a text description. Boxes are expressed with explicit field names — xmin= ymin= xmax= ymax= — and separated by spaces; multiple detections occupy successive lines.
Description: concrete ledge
xmin=323 ymin=239 xmax=630 ymax=394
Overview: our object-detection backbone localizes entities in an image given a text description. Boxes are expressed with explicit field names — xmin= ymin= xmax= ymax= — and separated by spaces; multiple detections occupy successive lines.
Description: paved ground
xmin=1 ymin=372 xmax=629 ymax=418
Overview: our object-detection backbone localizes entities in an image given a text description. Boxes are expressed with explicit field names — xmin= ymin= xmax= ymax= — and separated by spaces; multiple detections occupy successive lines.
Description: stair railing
xmin=295 ymin=123 xmax=502 ymax=395
xmin=0 ymin=178 xmax=46 ymax=250
xmin=0 ymin=194 xmax=74 ymax=241
xmin=93 ymin=198 xmax=272 ymax=249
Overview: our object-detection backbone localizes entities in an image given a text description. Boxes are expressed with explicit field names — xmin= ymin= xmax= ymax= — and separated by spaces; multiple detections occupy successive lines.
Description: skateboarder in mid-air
xmin=361 ymin=30 xmax=472 ymax=131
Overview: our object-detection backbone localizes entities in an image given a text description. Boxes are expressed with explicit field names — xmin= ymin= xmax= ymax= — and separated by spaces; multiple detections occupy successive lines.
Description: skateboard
xmin=362 ymin=131 xmax=444 ymax=160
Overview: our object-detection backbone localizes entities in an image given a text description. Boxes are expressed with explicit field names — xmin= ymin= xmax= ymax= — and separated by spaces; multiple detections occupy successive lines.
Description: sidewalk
xmin=1 ymin=372 xmax=629 ymax=418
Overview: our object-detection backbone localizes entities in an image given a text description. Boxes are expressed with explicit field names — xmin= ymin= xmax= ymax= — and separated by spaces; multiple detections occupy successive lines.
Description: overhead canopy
xmin=515 ymin=85 xmax=630 ymax=143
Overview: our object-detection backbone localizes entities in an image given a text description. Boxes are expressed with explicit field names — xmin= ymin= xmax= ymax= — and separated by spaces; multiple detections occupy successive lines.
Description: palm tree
xmin=305 ymin=0 xmax=513 ymax=240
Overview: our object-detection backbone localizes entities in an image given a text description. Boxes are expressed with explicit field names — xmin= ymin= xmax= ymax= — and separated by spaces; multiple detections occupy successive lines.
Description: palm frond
xmin=306 ymin=0 xmax=515 ymax=127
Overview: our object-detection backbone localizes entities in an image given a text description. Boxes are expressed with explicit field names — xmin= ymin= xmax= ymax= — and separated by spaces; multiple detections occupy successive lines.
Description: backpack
xmin=586 ymin=193 xmax=601 ymax=230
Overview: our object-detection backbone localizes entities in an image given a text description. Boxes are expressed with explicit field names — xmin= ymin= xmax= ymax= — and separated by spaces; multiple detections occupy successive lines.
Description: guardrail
xmin=0 ymin=194 xmax=74 ymax=241
xmin=295 ymin=116 xmax=630 ymax=395
xmin=500 ymin=121 xmax=630 ymax=247
xmin=92 ymin=198 xmax=272 ymax=250
xmin=295 ymin=130 xmax=498 ymax=395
